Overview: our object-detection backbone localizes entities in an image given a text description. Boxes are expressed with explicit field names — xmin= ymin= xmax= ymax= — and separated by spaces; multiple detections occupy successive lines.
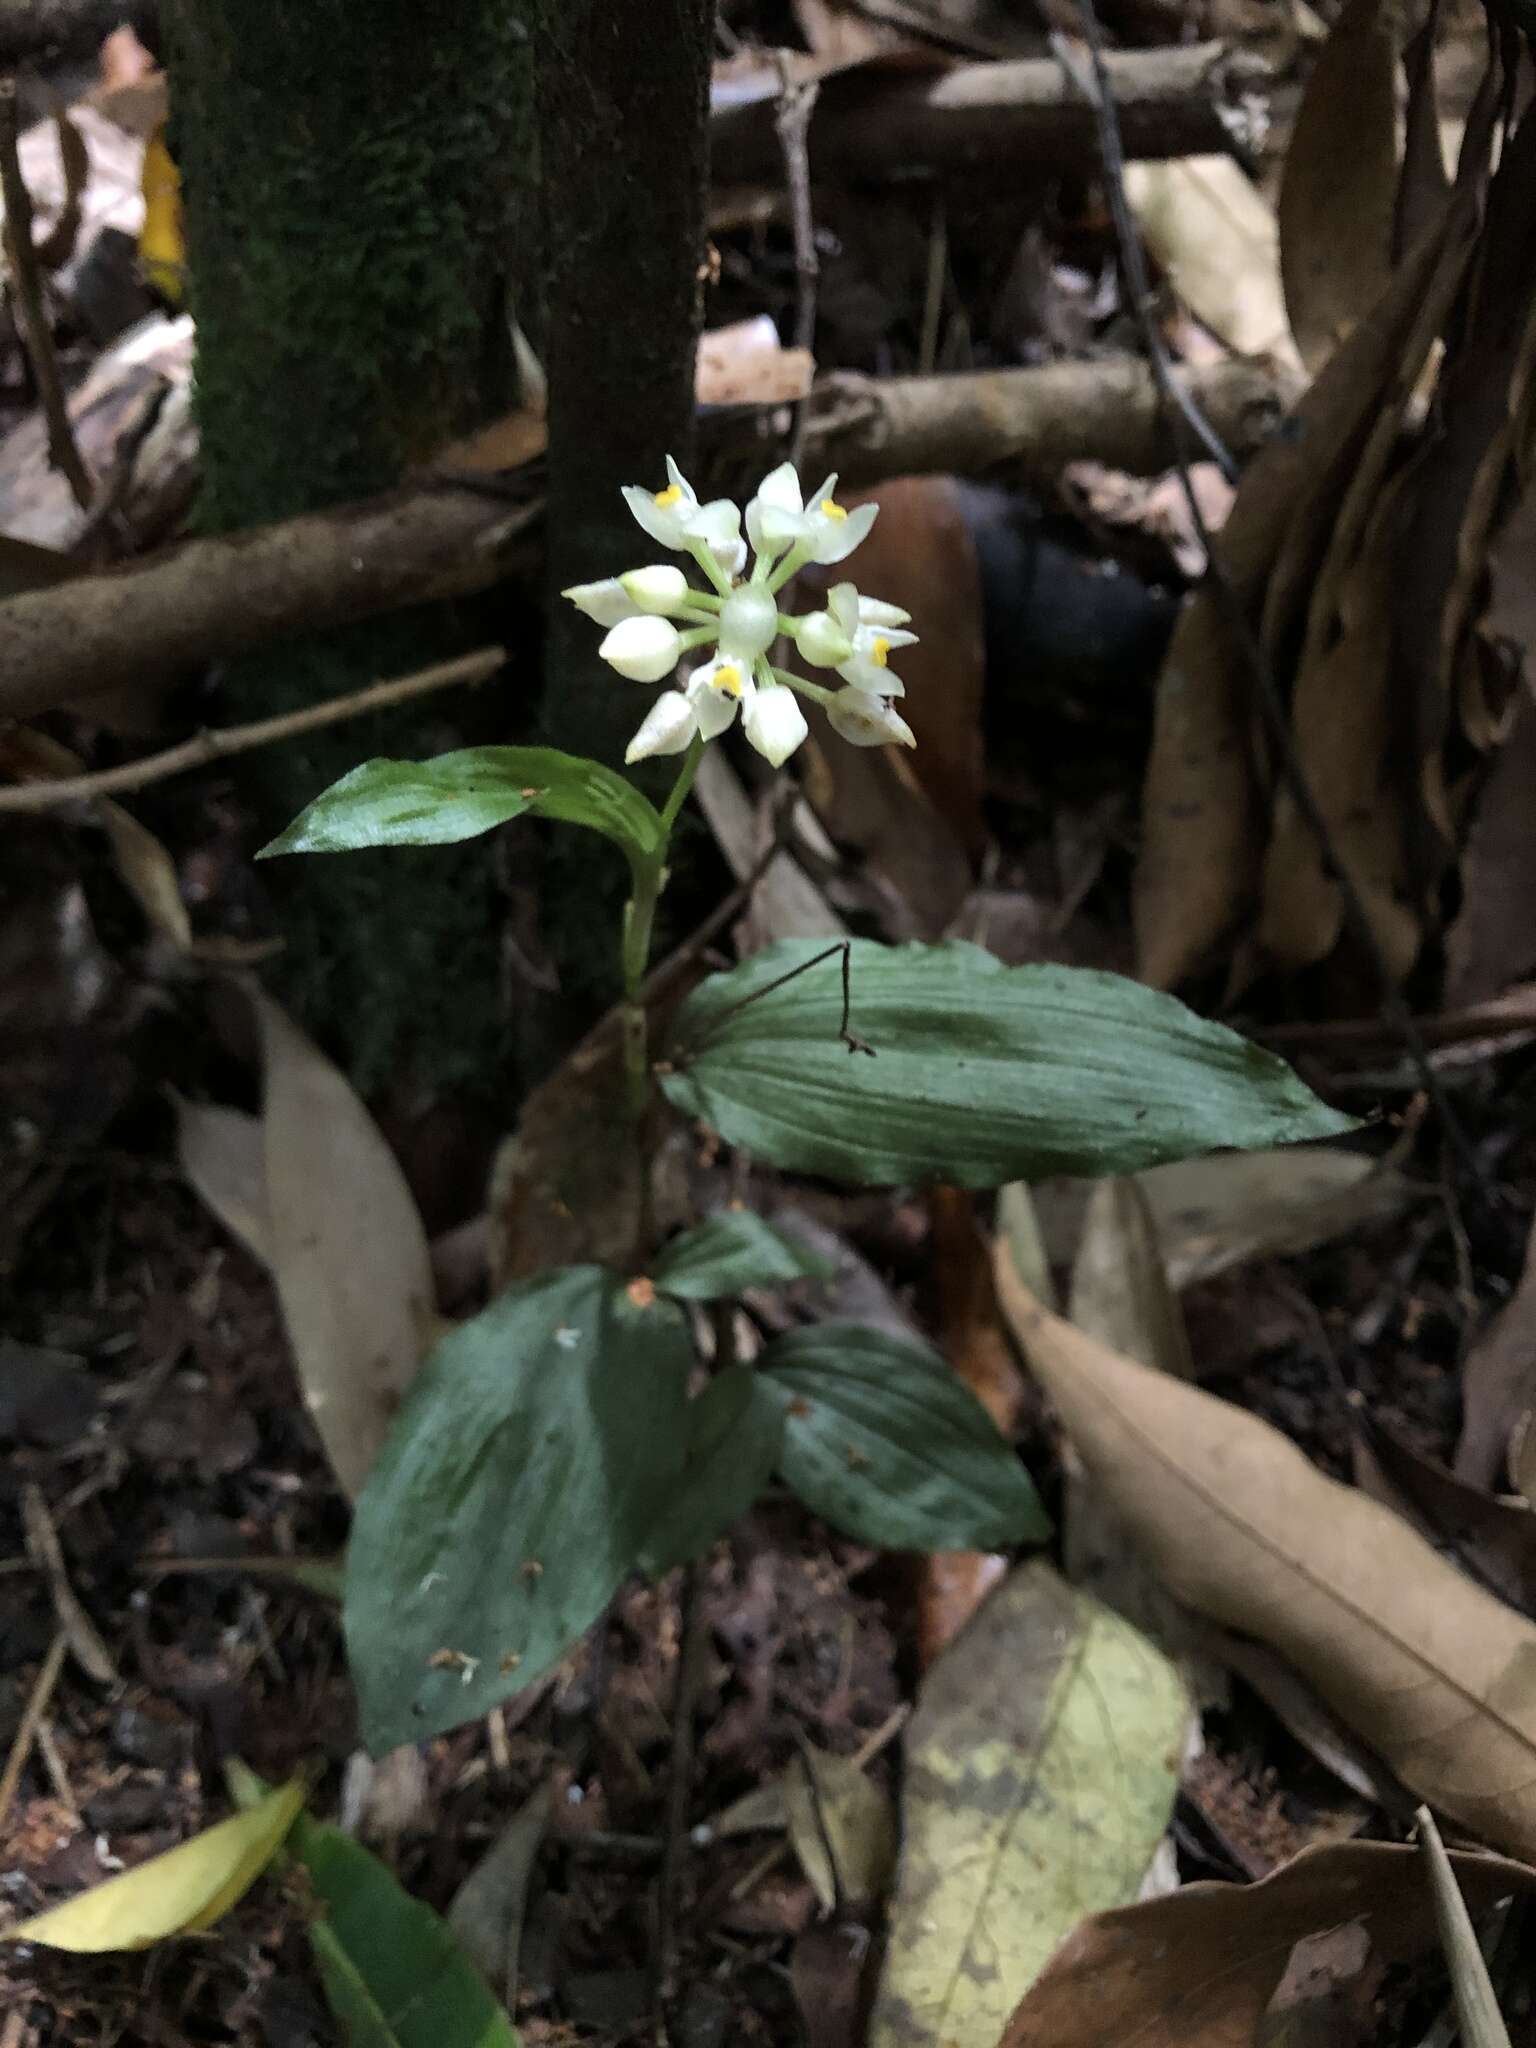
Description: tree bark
xmin=537 ymin=0 xmax=715 ymax=777
xmin=161 ymin=0 xmax=537 ymax=1086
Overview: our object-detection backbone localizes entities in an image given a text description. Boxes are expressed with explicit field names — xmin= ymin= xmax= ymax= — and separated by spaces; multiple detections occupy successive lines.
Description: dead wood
xmin=710 ymin=42 xmax=1259 ymax=186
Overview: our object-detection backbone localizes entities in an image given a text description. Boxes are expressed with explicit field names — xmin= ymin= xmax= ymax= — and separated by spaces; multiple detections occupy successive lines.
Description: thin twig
xmin=0 ymin=647 xmax=506 ymax=812
xmin=1070 ymin=0 xmax=1484 ymax=1193
xmin=655 ymin=1561 xmax=708 ymax=1996
xmin=0 ymin=76 xmax=92 ymax=512
xmin=773 ymin=59 xmax=822 ymax=476
xmin=0 ymin=1631 xmax=68 ymax=1828
xmin=21 ymin=1481 xmax=118 ymax=1685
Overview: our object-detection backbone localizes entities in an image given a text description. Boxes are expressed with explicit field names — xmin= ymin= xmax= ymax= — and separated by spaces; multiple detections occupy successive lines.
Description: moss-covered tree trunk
xmin=162 ymin=0 xmax=536 ymax=1086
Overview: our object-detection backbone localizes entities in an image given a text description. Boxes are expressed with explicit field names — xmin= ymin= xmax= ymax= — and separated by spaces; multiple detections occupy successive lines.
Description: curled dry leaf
xmin=255 ymin=990 xmax=436 ymax=1499
xmin=994 ymin=1243 xmax=1536 ymax=1863
xmin=997 ymin=1837 xmax=1536 ymax=2048
xmin=1126 ymin=155 xmax=1300 ymax=372
xmin=1135 ymin=195 xmax=1461 ymax=989
xmin=784 ymin=1742 xmax=897 ymax=1915
xmin=1277 ymin=0 xmax=1398 ymax=373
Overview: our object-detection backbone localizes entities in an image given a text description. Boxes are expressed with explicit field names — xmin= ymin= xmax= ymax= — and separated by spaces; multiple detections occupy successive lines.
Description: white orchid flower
xmin=827 ymin=689 xmax=916 ymax=749
xmin=621 ymin=456 xmax=744 ymax=573
xmin=599 ymin=614 xmax=683 ymax=684
xmin=827 ymin=581 xmax=917 ymax=696
xmin=742 ymin=681 xmax=808 ymax=767
xmin=746 ymin=463 xmax=878 ymax=567
xmin=563 ymin=577 xmax=642 ymax=628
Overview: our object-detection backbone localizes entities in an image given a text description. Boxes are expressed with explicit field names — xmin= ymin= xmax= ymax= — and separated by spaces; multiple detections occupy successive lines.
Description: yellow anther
xmin=654 ymin=483 xmax=684 ymax=508
xmin=710 ymin=662 xmax=744 ymax=699
xmin=820 ymin=498 xmax=848 ymax=521
xmin=871 ymin=636 xmax=890 ymax=667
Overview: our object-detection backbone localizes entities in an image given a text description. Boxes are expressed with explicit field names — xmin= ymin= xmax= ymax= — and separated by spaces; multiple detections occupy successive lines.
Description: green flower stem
xmin=689 ymin=540 xmax=734 ymax=598
xmin=767 ymin=540 xmax=812 ymax=594
xmin=621 ymin=731 xmax=705 ymax=1120
xmin=675 ymin=625 xmax=716 ymax=653
xmin=678 ymin=589 xmax=723 ymax=615
xmin=770 ymin=665 xmax=834 ymax=706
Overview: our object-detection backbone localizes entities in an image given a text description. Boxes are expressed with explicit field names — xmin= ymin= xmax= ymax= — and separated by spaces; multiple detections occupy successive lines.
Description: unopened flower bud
xmin=599 ymin=615 xmax=683 ymax=683
xmin=794 ymin=609 xmax=855 ymax=669
xmin=619 ymin=565 xmax=690 ymax=614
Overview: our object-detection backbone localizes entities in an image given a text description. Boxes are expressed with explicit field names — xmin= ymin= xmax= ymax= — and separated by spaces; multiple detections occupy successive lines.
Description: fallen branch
xmin=711 ymin=41 xmax=1260 ymax=186
xmin=805 ymin=355 xmax=1294 ymax=485
xmin=0 ymin=78 xmax=93 ymax=513
xmin=0 ymin=0 xmax=157 ymax=65
xmin=0 ymin=355 xmax=1295 ymax=720
xmin=0 ymin=485 xmax=537 ymax=721
xmin=0 ymin=647 xmax=504 ymax=811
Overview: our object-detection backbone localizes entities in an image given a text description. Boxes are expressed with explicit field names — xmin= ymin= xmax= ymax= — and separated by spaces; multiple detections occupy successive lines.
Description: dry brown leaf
xmin=1258 ymin=471 xmax=1420 ymax=976
xmin=994 ymin=1243 xmax=1536 ymax=1862
xmin=1134 ymin=202 xmax=1462 ymax=989
xmin=1278 ymin=0 xmax=1398 ymax=374
xmin=256 ymin=991 xmax=435 ymax=1498
xmin=915 ymin=1186 xmax=1027 ymax=1664
xmin=173 ymin=1097 xmax=272 ymax=1267
xmin=691 ymin=745 xmax=847 ymax=950
xmin=800 ymin=475 xmax=987 ymax=884
xmin=997 ymin=1837 xmax=1536 ymax=2048
xmin=1126 ymin=156 xmax=1299 ymax=371
xmin=1358 ymin=1409 xmax=1536 ymax=1616
xmin=1457 ymin=1211 xmax=1536 ymax=1497
xmin=784 ymin=1742 xmax=897 ymax=1913
xmin=487 ymin=1009 xmax=642 ymax=1289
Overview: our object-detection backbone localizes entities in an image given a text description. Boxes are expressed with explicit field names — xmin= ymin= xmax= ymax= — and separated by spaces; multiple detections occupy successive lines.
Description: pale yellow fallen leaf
xmin=2 ymin=1780 xmax=302 ymax=1952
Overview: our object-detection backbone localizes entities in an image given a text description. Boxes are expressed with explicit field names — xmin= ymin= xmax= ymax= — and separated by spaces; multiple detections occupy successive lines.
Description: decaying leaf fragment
xmin=998 ymin=1837 xmax=1536 ymax=2048
xmin=995 ymin=1244 xmax=1536 ymax=1863
xmin=868 ymin=1560 xmax=1190 ymax=2048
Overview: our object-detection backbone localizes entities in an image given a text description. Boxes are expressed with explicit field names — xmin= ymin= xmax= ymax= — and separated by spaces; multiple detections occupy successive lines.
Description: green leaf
xmin=756 ymin=1322 xmax=1050 ymax=1551
xmin=258 ymin=747 xmax=663 ymax=861
xmin=344 ymin=1266 xmax=693 ymax=1752
xmin=869 ymin=1562 xmax=1190 ymax=2047
xmin=291 ymin=1813 xmax=519 ymax=2048
xmin=650 ymin=1211 xmax=835 ymax=1301
xmin=637 ymin=1368 xmax=784 ymax=1578
xmin=660 ymin=938 xmax=1354 ymax=1189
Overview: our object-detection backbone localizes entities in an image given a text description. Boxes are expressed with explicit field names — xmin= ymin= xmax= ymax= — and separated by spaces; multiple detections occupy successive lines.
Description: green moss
xmin=163 ymin=0 xmax=539 ymax=1087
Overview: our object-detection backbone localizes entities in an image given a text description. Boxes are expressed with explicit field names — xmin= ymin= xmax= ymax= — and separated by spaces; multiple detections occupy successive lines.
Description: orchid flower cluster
xmin=563 ymin=458 xmax=918 ymax=770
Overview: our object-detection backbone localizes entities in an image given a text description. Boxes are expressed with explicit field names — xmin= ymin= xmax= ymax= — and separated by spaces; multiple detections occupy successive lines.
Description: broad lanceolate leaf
xmin=870 ymin=1564 xmax=1189 ymax=2048
xmin=756 ymin=1322 xmax=1049 ymax=1551
xmin=259 ymin=747 xmax=662 ymax=862
xmin=995 ymin=1244 xmax=1536 ymax=1864
xmin=650 ymin=1210 xmax=835 ymax=1301
xmin=660 ymin=939 xmax=1352 ymax=1189
xmin=637 ymin=1368 xmax=783 ymax=1579
xmin=345 ymin=1266 xmax=693 ymax=1752
xmin=292 ymin=1813 xmax=519 ymax=2048
xmin=2 ymin=1781 xmax=303 ymax=1952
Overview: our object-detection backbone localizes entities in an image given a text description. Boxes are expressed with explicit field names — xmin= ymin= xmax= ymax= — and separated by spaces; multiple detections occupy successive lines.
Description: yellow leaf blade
xmin=2 ymin=1780 xmax=303 ymax=1952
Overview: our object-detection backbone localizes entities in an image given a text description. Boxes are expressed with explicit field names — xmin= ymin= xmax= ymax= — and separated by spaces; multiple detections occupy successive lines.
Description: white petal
xmin=625 ymin=691 xmax=698 ymax=763
xmin=810 ymin=499 xmax=878 ymax=565
xmin=622 ymin=484 xmax=688 ymax=551
xmin=663 ymin=455 xmax=698 ymax=505
xmin=828 ymin=582 xmax=860 ymax=635
xmin=619 ymin=565 xmax=690 ymax=614
xmin=562 ymin=578 xmax=639 ymax=627
xmin=858 ymin=593 xmax=911 ymax=628
xmin=743 ymin=683 xmax=809 ymax=768
xmin=599 ymin=614 xmax=683 ymax=683
xmin=722 ymin=536 xmax=749 ymax=578
xmin=805 ymin=473 xmax=838 ymax=513
xmin=687 ymin=658 xmax=748 ymax=739
xmin=756 ymin=504 xmax=810 ymax=554
xmin=827 ymin=691 xmax=915 ymax=748
xmin=754 ymin=461 xmax=804 ymax=514
xmin=838 ymin=655 xmax=905 ymax=698
xmin=687 ymin=498 xmax=744 ymax=563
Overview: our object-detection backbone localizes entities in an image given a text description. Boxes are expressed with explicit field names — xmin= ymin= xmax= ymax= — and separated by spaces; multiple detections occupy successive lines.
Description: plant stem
xmin=621 ymin=733 xmax=705 ymax=1121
